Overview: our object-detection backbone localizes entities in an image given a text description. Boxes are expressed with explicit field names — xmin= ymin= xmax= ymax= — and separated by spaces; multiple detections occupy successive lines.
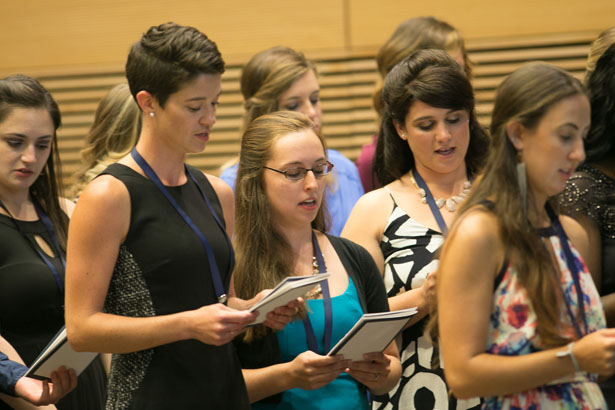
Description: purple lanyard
xmin=545 ymin=204 xmax=588 ymax=338
xmin=0 ymin=200 xmax=65 ymax=292
xmin=302 ymin=231 xmax=332 ymax=354
xmin=131 ymin=148 xmax=232 ymax=304
xmin=411 ymin=168 xmax=448 ymax=235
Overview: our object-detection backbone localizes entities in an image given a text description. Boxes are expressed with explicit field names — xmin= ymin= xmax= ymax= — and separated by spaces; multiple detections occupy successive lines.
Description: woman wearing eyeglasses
xmin=232 ymin=111 xmax=401 ymax=409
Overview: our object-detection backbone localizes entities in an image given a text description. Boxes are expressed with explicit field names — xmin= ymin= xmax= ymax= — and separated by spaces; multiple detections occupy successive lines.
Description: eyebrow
xmin=2 ymin=133 xmax=53 ymax=140
xmin=412 ymin=109 xmax=462 ymax=123
xmin=281 ymin=89 xmax=320 ymax=102
xmin=185 ymin=90 xmax=222 ymax=102
xmin=280 ymin=157 xmax=327 ymax=167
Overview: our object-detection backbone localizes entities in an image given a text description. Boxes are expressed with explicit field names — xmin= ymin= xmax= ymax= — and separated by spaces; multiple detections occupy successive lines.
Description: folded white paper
xmin=249 ymin=274 xmax=330 ymax=325
xmin=24 ymin=326 xmax=98 ymax=380
xmin=328 ymin=307 xmax=418 ymax=361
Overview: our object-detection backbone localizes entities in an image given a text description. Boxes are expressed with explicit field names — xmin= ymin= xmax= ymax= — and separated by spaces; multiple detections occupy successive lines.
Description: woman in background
xmin=0 ymin=75 xmax=106 ymax=409
xmin=356 ymin=16 xmax=471 ymax=192
xmin=559 ymin=28 xmax=615 ymax=404
xmin=69 ymin=83 xmax=140 ymax=199
xmin=220 ymin=46 xmax=363 ymax=236
xmin=437 ymin=62 xmax=612 ymax=408
xmin=343 ymin=50 xmax=487 ymax=410
xmin=233 ymin=111 xmax=400 ymax=409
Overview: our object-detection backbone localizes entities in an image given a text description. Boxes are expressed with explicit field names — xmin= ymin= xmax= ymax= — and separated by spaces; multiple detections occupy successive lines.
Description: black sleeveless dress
xmin=0 ymin=214 xmax=107 ymax=410
xmin=101 ymin=163 xmax=249 ymax=410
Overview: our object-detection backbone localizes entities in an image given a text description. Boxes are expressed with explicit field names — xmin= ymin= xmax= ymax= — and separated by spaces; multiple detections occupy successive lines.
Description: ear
xmin=393 ymin=121 xmax=407 ymax=140
xmin=135 ymin=91 xmax=158 ymax=115
xmin=505 ymin=121 xmax=525 ymax=151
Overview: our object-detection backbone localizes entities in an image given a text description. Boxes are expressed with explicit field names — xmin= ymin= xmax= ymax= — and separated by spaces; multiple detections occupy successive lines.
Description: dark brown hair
xmin=374 ymin=49 xmax=488 ymax=185
xmin=125 ymin=22 xmax=225 ymax=108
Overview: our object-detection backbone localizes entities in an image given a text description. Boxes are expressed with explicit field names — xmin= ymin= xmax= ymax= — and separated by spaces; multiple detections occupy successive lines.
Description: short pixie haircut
xmin=125 ymin=22 xmax=224 ymax=108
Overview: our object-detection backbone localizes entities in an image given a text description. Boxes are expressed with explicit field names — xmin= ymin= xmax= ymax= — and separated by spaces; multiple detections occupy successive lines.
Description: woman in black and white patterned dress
xmin=343 ymin=50 xmax=488 ymax=410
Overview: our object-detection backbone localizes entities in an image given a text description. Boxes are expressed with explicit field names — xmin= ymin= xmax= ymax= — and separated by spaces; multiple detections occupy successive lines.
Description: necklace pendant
xmin=445 ymin=198 xmax=456 ymax=212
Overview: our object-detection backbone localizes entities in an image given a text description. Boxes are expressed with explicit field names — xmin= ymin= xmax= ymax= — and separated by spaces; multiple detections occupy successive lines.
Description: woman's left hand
xmin=346 ymin=351 xmax=392 ymax=389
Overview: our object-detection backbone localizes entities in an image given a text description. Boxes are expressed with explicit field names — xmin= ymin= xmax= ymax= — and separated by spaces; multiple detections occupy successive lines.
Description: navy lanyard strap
xmin=411 ymin=168 xmax=448 ymax=235
xmin=130 ymin=148 xmax=230 ymax=304
xmin=302 ymin=231 xmax=333 ymax=354
xmin=545 ymin=204 xmax=588 ymax=338
xmin=0 ymin=200 xmax=65 ymax=293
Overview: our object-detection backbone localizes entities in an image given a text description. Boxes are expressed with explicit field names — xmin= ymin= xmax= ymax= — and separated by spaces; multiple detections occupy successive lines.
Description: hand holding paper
xmin=249 ymin=274 xmax=330 ymax=325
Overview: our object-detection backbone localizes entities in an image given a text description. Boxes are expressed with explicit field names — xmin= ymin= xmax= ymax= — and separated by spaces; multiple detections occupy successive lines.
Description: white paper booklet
xmin=327 ymin=307 xmax=418 ymax=361
xmin=24 ymin=326 xmax=98 ymax=380
xmin=249 ymin=274 xmax=330 ymax=325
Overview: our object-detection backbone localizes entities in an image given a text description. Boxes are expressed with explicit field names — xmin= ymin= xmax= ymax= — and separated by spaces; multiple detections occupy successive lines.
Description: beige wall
xmin=1 ymin=0 xmax=613 ymax=73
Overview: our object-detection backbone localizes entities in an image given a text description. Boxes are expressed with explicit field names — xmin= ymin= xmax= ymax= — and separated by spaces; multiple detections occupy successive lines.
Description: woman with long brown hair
xmin=437 ymin=62 xmax=613 ymax=408
xmin=233 ymin=111 xmax=401 ymax=409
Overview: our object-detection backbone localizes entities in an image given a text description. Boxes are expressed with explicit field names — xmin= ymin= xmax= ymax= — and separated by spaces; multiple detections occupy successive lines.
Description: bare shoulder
xmin=349 ymin=187 xmax=394 ymax=217
xmin=59 ymin=197 xmax=76 ymax=217
xmin=559 ymin=214 xmax=590 ymax=253
xmin=205 ymin=173 xmax=234 ymax=205
xmin=342 ymin=187 xmax=393 ymax=238
xmin=447 ymin=206 xmax=502 ymax=257
xmin=74 ymin=175 xmax=130 ymax=220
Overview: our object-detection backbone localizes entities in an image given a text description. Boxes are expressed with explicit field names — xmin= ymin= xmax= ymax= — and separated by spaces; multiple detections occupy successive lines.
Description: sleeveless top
xmin=373 ymin=192 xmax=480 ymax=410
xmin=484 ymin=225 xmax=606 ymax=409
xmin=0 ymin=214 xmax=106 ymax=410
xmin=253 ymin=276 xmax=369 ymax=410
xmin=101 ymin=163 xmax=249 ymax=410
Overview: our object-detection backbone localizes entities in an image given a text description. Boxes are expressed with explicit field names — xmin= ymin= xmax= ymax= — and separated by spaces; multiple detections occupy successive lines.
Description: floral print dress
xmin=484 ymin=225 xmax=607 ymax=409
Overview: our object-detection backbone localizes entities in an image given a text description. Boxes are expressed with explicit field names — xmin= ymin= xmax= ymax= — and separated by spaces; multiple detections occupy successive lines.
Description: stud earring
xmin=149 ymin=112 xmax=155 ymax=118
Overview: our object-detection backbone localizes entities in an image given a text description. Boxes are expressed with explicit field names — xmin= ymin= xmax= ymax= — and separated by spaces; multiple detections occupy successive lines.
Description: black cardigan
xmin=234 ymin=235 xmax=390 ymax=403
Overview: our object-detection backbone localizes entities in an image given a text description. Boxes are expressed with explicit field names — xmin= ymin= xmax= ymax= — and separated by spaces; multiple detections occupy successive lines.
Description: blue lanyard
xmin=411 ymin=168 xmax=449 ymax=235
xmin=0 ymin=199 xmax=65 ymax=293
xmin=545 ymin=204 xmax=588 ymax=338
xmin=302 ymin=231 xmax=333 ymax=354
xmin=130 ymin=148 xmax=232 ymax=304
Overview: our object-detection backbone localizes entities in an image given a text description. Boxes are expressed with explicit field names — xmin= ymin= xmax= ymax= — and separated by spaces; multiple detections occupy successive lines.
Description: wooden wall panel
xmin=0 ymin=0 xmax=345 ymax=71
xmin=348 ymin=0 xmax=615 ymax=49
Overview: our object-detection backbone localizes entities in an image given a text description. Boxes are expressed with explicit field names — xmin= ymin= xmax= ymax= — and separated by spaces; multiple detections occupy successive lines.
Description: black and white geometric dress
xmin=372 ymin=192 xmax=480 ymax=410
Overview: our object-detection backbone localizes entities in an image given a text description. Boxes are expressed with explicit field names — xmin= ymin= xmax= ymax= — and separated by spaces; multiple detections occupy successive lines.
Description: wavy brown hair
xmin=234 ymin=111 xmax=328 ymax=341
xmin=374 ymin=49 xmax=488 ymax=186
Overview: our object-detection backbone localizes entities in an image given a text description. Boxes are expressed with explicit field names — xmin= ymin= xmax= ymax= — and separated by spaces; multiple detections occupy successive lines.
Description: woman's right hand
xmin=287 ymin=351 xmax=350 ymax=390
xmin=187 ymin=303 xmax=258 ymax=346
xmin=420 ymin=270 xmax=437 ymax=310
xmin=572 ymin=328 xmax=615 ymax=375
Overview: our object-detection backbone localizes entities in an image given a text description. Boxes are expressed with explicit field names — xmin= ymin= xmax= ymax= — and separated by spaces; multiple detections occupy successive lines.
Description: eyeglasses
xmin=263 ymin=161 xmax=334 ymax=181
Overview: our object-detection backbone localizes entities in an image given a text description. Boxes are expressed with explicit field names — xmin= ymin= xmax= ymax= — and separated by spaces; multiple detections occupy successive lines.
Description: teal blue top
xmin=252 ymin=275 xmax=369 ymax=410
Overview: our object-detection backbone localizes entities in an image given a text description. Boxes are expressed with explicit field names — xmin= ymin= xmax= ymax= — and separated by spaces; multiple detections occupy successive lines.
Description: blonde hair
xmin=69 ymin=84 xmax=140 ymax=198
xmin=234 ymin=111 xmax=328 ymax=341
xmin=585 ymin=27 xmax=615 ymax=84
xmin=373 ymin=17 xmax=470 ymax=117
xmin=220 ymin=46 xmax=317 ymax=172
xmin=240 ymin=46 xmax=316 ymax=131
